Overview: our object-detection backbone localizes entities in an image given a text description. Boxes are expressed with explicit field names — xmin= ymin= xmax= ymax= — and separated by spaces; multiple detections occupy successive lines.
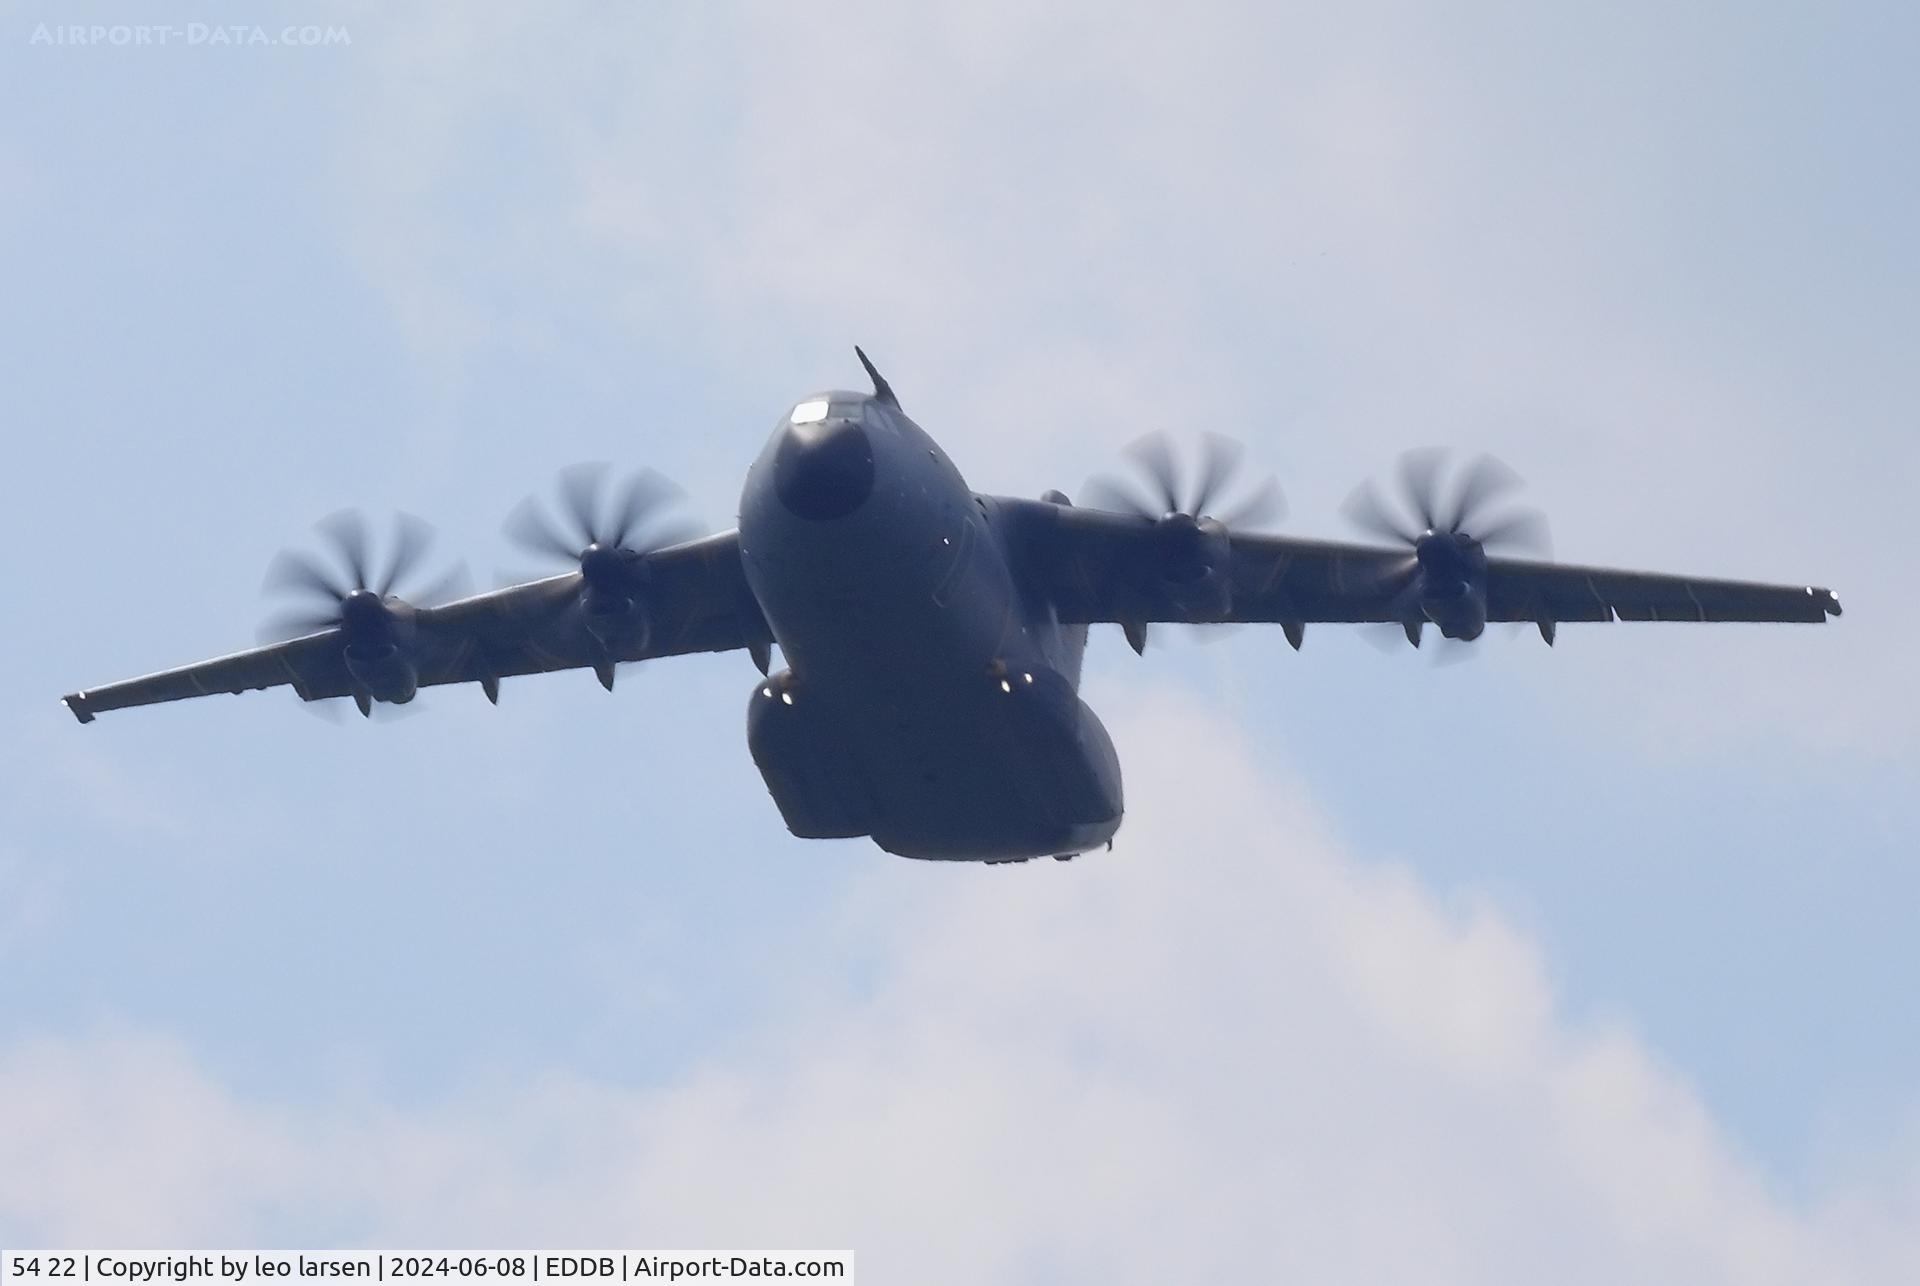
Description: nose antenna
xmin=854 ymin=345 xmax=900 ymax=410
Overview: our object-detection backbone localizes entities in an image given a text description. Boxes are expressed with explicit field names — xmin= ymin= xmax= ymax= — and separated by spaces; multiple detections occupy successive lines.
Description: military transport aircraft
xmin=62 ymin=349 xmax=1840 ymax=863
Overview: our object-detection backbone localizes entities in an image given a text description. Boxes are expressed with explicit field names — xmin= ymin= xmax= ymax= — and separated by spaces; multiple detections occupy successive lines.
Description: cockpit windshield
xmin=789 ymin=396 xmax=868 ymax=426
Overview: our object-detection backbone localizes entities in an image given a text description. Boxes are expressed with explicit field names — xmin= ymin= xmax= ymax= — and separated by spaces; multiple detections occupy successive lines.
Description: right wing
xmin=62 ymin=531 xmax=771 ymax=723
xmin=1000 ymin=498 xmax=1840 ymax=634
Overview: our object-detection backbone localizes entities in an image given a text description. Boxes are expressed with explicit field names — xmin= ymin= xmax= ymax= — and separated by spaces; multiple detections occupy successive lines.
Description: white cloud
xmin=3 ymin=692 xmax=1914 ymax=1281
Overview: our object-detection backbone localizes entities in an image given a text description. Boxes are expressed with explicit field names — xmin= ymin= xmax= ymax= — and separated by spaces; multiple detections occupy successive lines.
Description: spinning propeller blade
xmin=1085 ymin=431 xmax=1286 ymax=530
xmin=259 ymin=510 xmax=469 ymax=642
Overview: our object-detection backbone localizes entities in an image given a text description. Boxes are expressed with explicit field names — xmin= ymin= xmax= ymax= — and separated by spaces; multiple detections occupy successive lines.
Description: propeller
xmin=1343 ymin=448 xmax=1550 ymax=558
xmin=1081 ymin=432 xmax=1285 ymax=655
xmin=1342 ymin=449 xmax=1551 ymax=648
xmin=503 ymin=463 xmax=705 ymax=690
xmin=259 ymin=510 xmax=470 ymax=642
xmin=1085 ymin=430 xmax=1286 ymax=530
xmin=504 ymin=462 xmax=704 ymax=587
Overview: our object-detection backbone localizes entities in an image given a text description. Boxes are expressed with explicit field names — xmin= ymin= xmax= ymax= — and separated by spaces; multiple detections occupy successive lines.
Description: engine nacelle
xmin=747 ymin=671 xmax=869 ymax=840
xmin=582 ymin=589 xmax=651 ymax=653
xmin=1413 ymin=531 xmax=1489 ymax=640
xmin=1156 ymin=514 xmax=1233 ymax=621
xmin=1419 ymin=580 xmax=1488 ymax=640
xmin=343 ymin=640 xmax=419 ymax=704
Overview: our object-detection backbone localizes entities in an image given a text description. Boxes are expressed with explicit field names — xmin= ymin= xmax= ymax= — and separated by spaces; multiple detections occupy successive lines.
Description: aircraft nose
xmin=775 ymin=417 xmax=874 ymax=521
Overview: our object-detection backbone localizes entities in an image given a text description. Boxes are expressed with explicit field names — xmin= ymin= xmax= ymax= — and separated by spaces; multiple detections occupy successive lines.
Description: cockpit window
xmin=789 ymin=398 xmax=869 ymax=426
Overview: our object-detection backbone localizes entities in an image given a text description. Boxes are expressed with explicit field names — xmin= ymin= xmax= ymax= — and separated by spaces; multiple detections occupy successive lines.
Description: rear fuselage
xmin=736 ymin=391 xmax=1123 ymax=861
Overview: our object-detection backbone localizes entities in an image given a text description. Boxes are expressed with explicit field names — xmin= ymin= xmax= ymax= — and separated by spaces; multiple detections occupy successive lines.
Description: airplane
xmin=61 ymin=348 xmax=1841 ymax=864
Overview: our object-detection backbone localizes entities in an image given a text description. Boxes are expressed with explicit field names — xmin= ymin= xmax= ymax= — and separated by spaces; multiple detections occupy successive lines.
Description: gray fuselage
xmin=737 ymin=390 xmax=1123 ymax=861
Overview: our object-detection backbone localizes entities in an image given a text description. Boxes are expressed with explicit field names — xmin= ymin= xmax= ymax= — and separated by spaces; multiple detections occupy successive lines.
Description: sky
xmin=2 ymin=0 xmax=1917 ymax=1279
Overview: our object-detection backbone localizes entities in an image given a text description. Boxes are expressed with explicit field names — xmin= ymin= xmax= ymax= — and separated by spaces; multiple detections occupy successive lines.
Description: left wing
xmin=62 ymin=531 xmax=771 ymax=723
xmin=1000 ymin=498 xmax=1840 ymax=639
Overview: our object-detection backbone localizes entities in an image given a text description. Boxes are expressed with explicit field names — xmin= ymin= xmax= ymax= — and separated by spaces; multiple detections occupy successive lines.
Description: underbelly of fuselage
xmin=764 ymin=671 xmax=1124 ymax=861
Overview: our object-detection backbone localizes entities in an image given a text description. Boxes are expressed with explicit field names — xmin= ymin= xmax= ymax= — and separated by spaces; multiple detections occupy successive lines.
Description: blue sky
xmin=3 ymin=1 xmax=1917 ymax=1279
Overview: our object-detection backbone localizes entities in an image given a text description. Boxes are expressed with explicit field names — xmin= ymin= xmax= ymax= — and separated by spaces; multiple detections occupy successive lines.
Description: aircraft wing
xmin=61 ymin=531 xmax=771 ymax=723
xmin=1005 ymin=499 xmax=1841 ymax=636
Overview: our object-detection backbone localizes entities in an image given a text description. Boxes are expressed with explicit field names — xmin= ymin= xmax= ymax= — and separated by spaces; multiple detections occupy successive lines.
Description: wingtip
xmin=62 ymin=693 xmax=95 ymax=725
